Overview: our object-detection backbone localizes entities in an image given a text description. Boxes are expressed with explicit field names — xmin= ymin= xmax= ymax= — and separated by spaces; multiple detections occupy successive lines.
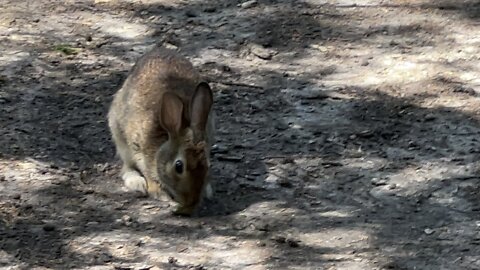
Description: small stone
xmin=240 ymin=0 xmax=258 ymax=9
xmin=185 ymin=10 xmax=197 ymax=17
xmin=424 ymin=228 xmax=435 ymax=235
xmin=43 ymin=223 xmax=56 ymax=231
xmin=120 ymin=215 xmax=133 ymax=226
xmin=114 ymin=266 xmax=132 ymax=270
xmin=164 ymin=43 xmax=178 ymax=50
xmin=387 ymin=183 xmax=397 ymax=190
xmin=357 ymin=130 xmax=374 ymax=138
xmin=278 ymin=178 xmax=292 ymax=188
xmin=211 ymin=144 xmax=229 ymax=154
xmin=321 ymin=161 xmax=343 ymax=167
xmin=12 ymin=194 xmax=21 ymax=200
xmin=287 ymin=238 xmax=300 ymax=248
xmin=424 ymin=113 xmax=436 ymax=121
xmin=101 ymin=253 xmax=112 ymax=262
xmin=250 ymin=171 xmax=262 ymax=176
xmin=274 ymin=236 xmax=286 ymax=243
xmin=168 ymin=257 xmax=177 ymax=264
xmin=256 ymin=222 xmax=270 ymax=231
xmin=408 ymin=140 xmax=417 ymax=147
xmin=203 ymin=6 xmax=216 ymax=13
xmin=369 ymin=186 xmax=395 ymax=200
xmin=371 ymin=178 xmax=387 ymax=186
xmin=265 ymin=174 xmax=279 ymax=184
xmin=256 ymin=241 xmax=267 ymax=247
xmin=275 ymin=121 xmax=289 ymax=131
xmin=249 ymin=43 xmax=276 ymax=60
xmin=87 ymin=221 xmax=99 ymax=226
xmin=146 ymin=224 xmax=156 ymax=230
xmin=222 ymin=65 xmax=231 ymax=72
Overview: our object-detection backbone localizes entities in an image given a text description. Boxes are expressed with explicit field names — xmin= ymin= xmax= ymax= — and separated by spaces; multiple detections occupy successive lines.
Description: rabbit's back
xmin=108 ymin=47 xmax=202 ymax=162
xmin=117 ymin=47 xmax=201 ymax=113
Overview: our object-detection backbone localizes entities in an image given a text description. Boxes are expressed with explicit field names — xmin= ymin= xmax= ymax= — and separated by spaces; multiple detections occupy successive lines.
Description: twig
xmin=216 ymin=81 xmax=264 ymax=89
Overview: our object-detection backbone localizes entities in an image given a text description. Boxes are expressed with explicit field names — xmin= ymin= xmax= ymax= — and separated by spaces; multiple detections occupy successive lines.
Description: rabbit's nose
xmin=163 ymin=186 xmax=175 ymax=200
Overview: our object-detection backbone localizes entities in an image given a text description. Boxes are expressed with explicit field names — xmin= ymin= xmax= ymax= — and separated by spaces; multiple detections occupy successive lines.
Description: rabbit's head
xmin=156 ymin=82 xmax=213 ymax=215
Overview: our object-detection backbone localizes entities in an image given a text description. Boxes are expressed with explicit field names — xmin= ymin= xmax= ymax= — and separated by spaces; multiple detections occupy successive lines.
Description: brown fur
xmin=108 ymin=46 xmax=214 ymax=215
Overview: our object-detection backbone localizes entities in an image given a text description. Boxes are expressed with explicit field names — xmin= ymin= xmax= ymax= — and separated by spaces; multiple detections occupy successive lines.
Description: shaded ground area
xmin=1 ymin=0 xmax=480 ymax=269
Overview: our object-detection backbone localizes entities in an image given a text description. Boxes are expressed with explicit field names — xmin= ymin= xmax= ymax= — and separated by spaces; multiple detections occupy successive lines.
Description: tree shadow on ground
xmin=3 ymin=66 xmax=480 ymax=268
xmin=112 ymin=0 xmax=445 ymax=58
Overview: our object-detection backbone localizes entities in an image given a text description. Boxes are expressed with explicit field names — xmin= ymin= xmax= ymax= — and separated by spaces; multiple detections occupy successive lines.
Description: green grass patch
xmin=53 ymin=44 xmax=79 ymax=55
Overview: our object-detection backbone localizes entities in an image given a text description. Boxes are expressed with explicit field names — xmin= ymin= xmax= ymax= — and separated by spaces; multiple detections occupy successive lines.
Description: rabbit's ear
xmin=160 ymin=92 xmax=184 ymax=136
xmin=190 ymin=82 xmax=213 ymax=132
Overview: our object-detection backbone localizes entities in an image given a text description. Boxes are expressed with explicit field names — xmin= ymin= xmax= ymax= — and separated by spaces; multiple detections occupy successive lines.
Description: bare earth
xmin=1 ymin=0 xmax=480 ymax=269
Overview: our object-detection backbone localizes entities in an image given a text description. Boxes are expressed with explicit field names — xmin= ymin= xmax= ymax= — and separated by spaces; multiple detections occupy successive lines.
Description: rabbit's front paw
xmin=146 ymin=179 xmax=168 ymax=200
xmin=172 ymin=204 xmax=195 ymax=216
xmin=122 ymin=171 xmax=147 ymax=194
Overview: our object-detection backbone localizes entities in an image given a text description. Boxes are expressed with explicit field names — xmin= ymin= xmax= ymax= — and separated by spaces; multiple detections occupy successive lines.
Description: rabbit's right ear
xmin=160 ymin=92 xmax=184 ymax=136
xmin=190 ymin=82 xmax=213 ymax=132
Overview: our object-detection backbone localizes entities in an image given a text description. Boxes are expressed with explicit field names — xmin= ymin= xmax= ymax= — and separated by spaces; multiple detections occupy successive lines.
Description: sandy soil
xmin=1 ymin=0 xmax=480 ymax=269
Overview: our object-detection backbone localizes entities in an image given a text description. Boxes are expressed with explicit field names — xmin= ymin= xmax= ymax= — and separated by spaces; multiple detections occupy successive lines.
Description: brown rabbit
xmin=108 ymin=46 xmax=214 ymax=215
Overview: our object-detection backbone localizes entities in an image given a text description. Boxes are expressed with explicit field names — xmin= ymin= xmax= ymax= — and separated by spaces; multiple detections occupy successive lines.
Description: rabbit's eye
xmin=175 ymin=160 xmax=184 ymax=174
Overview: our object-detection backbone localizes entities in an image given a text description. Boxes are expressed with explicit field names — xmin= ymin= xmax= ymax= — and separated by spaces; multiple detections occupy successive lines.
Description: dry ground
xmin=1 ymin=0 xmax=480 ymax=269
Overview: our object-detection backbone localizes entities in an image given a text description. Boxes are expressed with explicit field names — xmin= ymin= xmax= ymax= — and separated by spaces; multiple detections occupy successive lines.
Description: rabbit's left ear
xmin=190 ymin=82 xmax=213 ymax=132
xmin=160 ymin=92 xmax=184 ymax=137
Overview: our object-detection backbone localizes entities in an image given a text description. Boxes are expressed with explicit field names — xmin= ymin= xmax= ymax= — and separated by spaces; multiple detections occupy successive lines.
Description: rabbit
xmin=108 ymin=46 xmax=214 ymax=216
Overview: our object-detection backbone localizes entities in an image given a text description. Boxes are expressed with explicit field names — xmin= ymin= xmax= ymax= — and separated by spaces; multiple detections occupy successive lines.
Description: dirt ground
xmin=1 ymin=0 xmax=480 ymax=269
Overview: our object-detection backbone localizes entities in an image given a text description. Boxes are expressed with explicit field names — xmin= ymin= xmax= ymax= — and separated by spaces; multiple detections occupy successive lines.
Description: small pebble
xmin=43 ymin=223 xmax=56 ymax=231
xmin=371 ymin=178 xmax=387 ymax=186
xmin=122 ymin=215 xmax=132 ymax=222
xmin=241 ymin=0 xmax=258 ymax=9
xmin=211 ymin=144 xmax=229 ymax=154
xmin=278 ymin=178 xmax=292 ymax=188
xmin=424 ymin=228 xmax=435 ymax=235
xmin=203 ymin=6 xmax=216 ymax=12
xmin=256 ymin=241 xmax=267 ymax=247
xmin=287 ymin=238 xmax=300 ymax=248
xmin=185 ymin=10 xmax=197 ymax=17
xmin=424 ymin=113 xmax=436 ymax=121
xmin=274 ymin=236 xmax=286 ymax=243
xmin=387 ymin=183 xmax=397 ymax=190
